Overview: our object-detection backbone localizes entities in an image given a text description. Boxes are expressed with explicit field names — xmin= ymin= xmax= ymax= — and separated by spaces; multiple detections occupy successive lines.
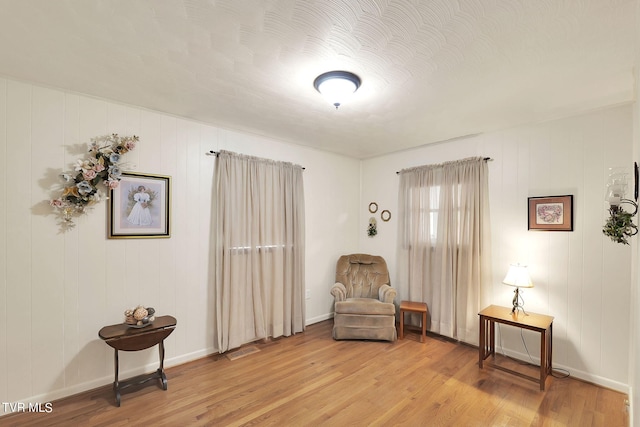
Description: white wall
xmin=0 ymin=74 xmax=634 ymax=410
xmin=0 ymin=77 xmax=360 ymax=410
xmin=360 ymin=104 xmax=634 ymax=392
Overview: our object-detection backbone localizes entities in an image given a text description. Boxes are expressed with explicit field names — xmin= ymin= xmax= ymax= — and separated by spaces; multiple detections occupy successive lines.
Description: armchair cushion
xmin=335 ymin=254 xmax=390 ymax=299
xmin=335 ymin=298 xmax=395 ymax=315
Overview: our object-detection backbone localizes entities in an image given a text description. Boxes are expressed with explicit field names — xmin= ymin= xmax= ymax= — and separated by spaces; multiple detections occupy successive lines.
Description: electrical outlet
xmin=305 ymin=289 xmax=311 ymax=299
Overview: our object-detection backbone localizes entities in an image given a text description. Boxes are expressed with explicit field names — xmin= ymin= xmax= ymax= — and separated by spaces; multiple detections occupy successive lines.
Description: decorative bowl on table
xmin=124 ymin=305 xmax=156 ymax=328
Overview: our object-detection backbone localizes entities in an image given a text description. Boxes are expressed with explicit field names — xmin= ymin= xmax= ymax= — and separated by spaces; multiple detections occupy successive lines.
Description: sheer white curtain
xmin=397 ymin=157 xmax=491 ymax=344
xmin=213 ymin=150 xmax=305 ymax=353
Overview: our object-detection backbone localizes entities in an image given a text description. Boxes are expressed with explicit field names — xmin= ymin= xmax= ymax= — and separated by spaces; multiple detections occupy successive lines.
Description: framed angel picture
xmin=108 ymin=172 xmax=171 ymax=238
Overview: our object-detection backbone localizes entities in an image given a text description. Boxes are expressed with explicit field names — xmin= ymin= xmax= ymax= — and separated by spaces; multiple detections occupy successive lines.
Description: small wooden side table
xmin=98 ymin=315 xmax=177 ymax=406
xmin=478 ymin=305 xmax=553 ymax=390
xmin=399 ymin=301 xmax=428 ymax=343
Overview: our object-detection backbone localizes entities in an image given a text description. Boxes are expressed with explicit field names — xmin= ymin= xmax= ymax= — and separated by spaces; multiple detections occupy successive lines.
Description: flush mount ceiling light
xmin=313 ymin=71 xmax=361 ymax=109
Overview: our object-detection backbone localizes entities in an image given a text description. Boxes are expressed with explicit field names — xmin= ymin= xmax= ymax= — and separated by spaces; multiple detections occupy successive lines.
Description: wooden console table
xmin=478 ymin=305 xmax=553 ymax=390
xmin=98 ymin=315 xmax=177 ymax=406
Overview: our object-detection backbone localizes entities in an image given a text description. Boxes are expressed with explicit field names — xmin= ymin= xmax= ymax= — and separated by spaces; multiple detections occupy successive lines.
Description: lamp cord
xmin=496 ymin=324 xmax=570 ymax=379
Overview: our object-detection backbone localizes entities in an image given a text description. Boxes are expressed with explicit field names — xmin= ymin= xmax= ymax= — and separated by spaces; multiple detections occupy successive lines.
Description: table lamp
xmin=503 ymin=263 xmax=533 ymax=314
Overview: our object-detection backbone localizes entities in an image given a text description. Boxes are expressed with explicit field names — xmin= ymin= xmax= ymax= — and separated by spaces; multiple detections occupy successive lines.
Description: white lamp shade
xmin=502 ymin=264 xmax=533 ymax=288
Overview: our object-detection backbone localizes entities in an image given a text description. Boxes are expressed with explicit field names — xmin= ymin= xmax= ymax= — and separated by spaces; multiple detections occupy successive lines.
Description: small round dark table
xmin=98 ymin=315 xmax=177 ymax=406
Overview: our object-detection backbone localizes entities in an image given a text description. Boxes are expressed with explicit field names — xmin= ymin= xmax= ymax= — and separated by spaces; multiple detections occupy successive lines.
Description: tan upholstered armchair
xmin=330 ymin=254 xmax=397 ymax=341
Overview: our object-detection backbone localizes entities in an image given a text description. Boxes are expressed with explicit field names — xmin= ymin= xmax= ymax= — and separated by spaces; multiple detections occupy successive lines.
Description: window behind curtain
xmin=404 ymin=185 xmax=467 ymax=247
xmin=398 ymin=157 xmax=491 ymax=344
xmin=213 ymin=150 xmax=305 ymax=353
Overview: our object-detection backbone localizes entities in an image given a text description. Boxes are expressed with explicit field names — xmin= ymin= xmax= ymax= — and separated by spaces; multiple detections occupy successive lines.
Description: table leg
xmin=540 ymin=330 xmax=546 ymax=390
xmin=159 ymin=340 xmax=168 ymax=390
xmin=489 ymin=320 xmax=495 ymax=358
xmin=548 ymin=323 xmax=553 ymax=375
xmin=399 ymin=309 xmax=405 ymax=340
xmin=113 ymin=349 xmax=121 ymax=407
xmin=479 ymin=315 xmax=485 ymax=368
xmin=421 ymin=310 xmax=426 ymax=343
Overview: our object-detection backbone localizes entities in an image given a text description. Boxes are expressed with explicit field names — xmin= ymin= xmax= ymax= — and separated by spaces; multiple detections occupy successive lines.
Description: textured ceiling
xmin=0 ymin=0 xmax=635 ymax=159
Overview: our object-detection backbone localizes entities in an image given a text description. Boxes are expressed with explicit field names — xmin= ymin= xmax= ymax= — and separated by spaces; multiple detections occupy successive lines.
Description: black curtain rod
xmin=205 ymin=150 xmax=305 ymax=170
xmin=395 ymin=157 xmax=493 ymax=174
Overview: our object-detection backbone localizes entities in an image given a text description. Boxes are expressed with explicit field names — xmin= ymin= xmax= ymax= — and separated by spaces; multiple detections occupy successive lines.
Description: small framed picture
xmin=108 ymin=172 xmax=171 ymax=239
xmin=528 ymin=195 xmax=573 ymax=231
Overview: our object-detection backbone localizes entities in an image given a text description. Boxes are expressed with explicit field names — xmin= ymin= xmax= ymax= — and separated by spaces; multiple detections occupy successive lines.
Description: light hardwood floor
xmin=2 ymin=320 xmax=629 ymax=426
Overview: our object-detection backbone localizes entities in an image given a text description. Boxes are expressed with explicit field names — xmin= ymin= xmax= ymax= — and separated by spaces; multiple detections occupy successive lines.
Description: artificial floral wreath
xmin=536 ymin=204 xmax=562 ymax=224
xmin=49 ymin=133 xmax=139 ymax=228
xmin=603 ymin=204 xmax=638 ymax=245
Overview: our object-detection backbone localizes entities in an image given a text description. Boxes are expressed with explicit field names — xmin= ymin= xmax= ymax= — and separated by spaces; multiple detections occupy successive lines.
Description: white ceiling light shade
xmin=313 ymin=71 xmax=361 ymax=109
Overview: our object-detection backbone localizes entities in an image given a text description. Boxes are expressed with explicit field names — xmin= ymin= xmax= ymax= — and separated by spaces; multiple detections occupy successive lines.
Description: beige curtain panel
xmin=213 ymin=150 xmax=305 ymax=353
xmin=397 ymin=157 xmax=491 ymax=345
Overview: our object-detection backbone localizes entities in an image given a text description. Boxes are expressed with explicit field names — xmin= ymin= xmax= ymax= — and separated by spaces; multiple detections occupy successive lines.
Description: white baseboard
xmin=0 ymin=347 xmax=217 ymax=418
xmin=497 ymin=347 xmax=630 ymax=394
xmin=305 ymin=312 xmax=333 ymax=326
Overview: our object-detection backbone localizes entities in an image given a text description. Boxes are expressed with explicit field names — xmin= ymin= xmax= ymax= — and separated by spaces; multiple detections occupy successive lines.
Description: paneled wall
xmin=0 ymin=74 xmax=634 ymax=409
xmin=360 ymin=104 xmax=634 ymax=392
xmin=0 ymin=77 xmax=360 ymax=409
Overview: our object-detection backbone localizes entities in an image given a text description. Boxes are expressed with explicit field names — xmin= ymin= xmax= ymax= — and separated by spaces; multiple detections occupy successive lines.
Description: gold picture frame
xmin=108 ymin=172 xmax=171 ymax=239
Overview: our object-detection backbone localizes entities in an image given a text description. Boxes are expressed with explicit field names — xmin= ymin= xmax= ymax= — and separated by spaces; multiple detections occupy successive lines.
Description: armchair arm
xmin=330 ymin=282 xmax=347 ymax=302
xmin=378 ymin=284 xmax=396 ymax=303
